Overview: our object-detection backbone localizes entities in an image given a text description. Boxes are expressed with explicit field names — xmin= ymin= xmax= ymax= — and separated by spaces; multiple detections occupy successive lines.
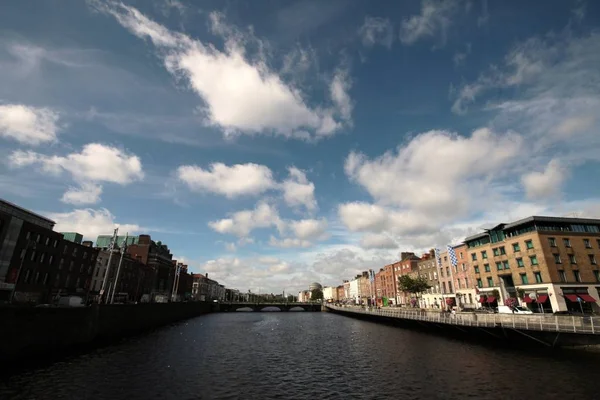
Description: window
xmin=499 ymin=246 xmax=506 ymax=255
xmin=433 ymin=272 xmax=437 ymax=279
xmin=484 ymin=263 xmax=491 ymax=272
xmin=503 ymin=260 xmax=510 ymax=270
xmin=34 ymin=272 xmax=40 ymax=283
xmin=446 ymin=267 xmax=450 ymax=276
xmin=520 ymin=273 xmax=529 ymax=284
xmin=69 ymin=261 xmax=74 ymax=271
xmin=40 ymin=253 xmax=45 ymax=263
xmin=43 ymin=273 xmax=48 ymax=285
xmin=584 ymin=239 xmax=591 ymax=248
xmin=53 ymin=239 xmax=58 ymax=248
xmin=75 ymin=278 xmax=80 ymax=288
xmin=554 ymin=254 xmax=562 ymax=264
xmin=54 ymin=274 xmax=60 ymax=287
xmin=477 ymin=278 xmax=483 ymax=288
xmin=563 ymin=238 xmax=571 ymax=248
xmin=444 ymin=256 xmax=447 ymax=262
xmin=474 ymin=265 xmax=480 ymax=273
xmin=530 ymin=255 xmax=539 ymax=265
xmin=30 ymin=250 xmax=36 ymax=261
xmin=79 ymin=264 xmax=84 ymax=273
xmin=512 ymin=243 xmax=520 ymax=252
xmin=63 ymin=245 xmax=68 ymax=254
xmin=516 ymin=258 xmax=525 ymax=267
xmin=24 ymin=270 xmax=31 ymax=283
xmin=559 ymin=270 xmax=567 ymax=282
xmin=83 ymin=251 xmax=88 ymax=259
xmin=597 ymin=239 xmax=600 ymax=248
xmin=487 ymin=277 xmax=494 ymax=287
xmin=45 ymin=237 xmax=50 ymax=246
xmin=569 ymin=254 xmax=577 ymax=264
xmin=20 ymin=249 xmax=26 ymax=259
xmin=65 ymin=274 xmax=71 ymax=287
xmin=481 ymin=250 xmax=488 ymax=259
xmin=440 ymin=269 xmax=444 ymax=277
xmin=525 ymin=240 xmax=534 ymax=249
xmin=589 ymin=254 xmax=597 ymax=265
xmin=465 ymin=277 xmax=469 ymax=287
xmin=59 ymin=258 xmax=64 ymax=270
xmin=48 ymin=255 xmax=53 ymax=265
xmin=26 ymin=231 xmax=31 ymax=240
xmin=548 ymin=238 xmax=556 ymax=247
xmin=87 ymin=266 xmax=92 ymax=274
xmin=36 ymin=234 xmax=41 ymax=243
xmin=73 ymin=247 xmax=78 ymax=256
xmin=534 ymin=272 xmax=543 ymax=283
xmin=95 ymin=268 xmax=100 ymax=277
xmin=471 ymin=253 xmax=477 ymax=261
xmin=461 ymin=263 xmax=466 ymax=271
xmin=457 ymin=279 xmax=462 ymax=289
xmin=496 ymin=261 xmax=503 ymax=271
xmin=493 ymin=248 xmax=500 ymax=257
xmin=573 ymin=270 xmax=581 ymax=283
xmin=594 ymin=270 xmax=600 ymax=283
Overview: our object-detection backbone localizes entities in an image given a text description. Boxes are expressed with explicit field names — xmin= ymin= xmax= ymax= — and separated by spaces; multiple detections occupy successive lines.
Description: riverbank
xmin=327 ymin=305 xmax=600 ymax=350
xmin=0 ymin=302 xmax=214 ymax=366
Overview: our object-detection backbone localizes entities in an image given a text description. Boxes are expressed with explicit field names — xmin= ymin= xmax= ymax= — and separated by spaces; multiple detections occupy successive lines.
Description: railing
xmin=327 ymin=305 xmax=600 ymax=335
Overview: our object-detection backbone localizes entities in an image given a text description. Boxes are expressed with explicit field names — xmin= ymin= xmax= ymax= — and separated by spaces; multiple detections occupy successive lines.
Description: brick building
xmin=336 ymin=285 xmax=345 ymax=302
xmin=464 ymin=216 xmax=600 ymax=313
xmin=91 ymin=248 xmax=150 ymax=303
xmin=417 ymin=250 xmax=441 ymax=308
xmin=452 ymin=244 xmax=477 ymax=309
xmin=394 ymin=252 xmax=420 ymax=305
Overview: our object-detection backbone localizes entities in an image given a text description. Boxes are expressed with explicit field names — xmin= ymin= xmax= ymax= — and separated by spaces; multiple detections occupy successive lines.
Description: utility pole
xmin=99 ymin=228 xmax=118 ymax=304
xmin=110 ymin=233 xmax=128 ymax=304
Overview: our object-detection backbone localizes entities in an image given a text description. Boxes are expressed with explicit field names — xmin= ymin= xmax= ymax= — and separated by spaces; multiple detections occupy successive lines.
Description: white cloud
xmin=208 ymin=201 xmax=284 ymax=238
xmin=330 ymin=68 xmax=353 ymax=124
xmin=521 ymin=159 xmax=567 ymax=200
xmin=281 ymin=167 xmax=317 ymax=212
xmin=345 ymin=128 xmax=522 ymax=218
xmin=359 ymin=233 xmax=397 ymax=250
xmin=177 ymin=163 xmax=275 ymax=198
xmin=0 ymin=104 xmax=60 ymax=145
xmin=8 ymin=143 xmax=144 ymax=184
xmin=358 ymin=16 xmax=394 ymax=48
xmin=8 ymin=143 xmax=143 ymax=204
xmin=399 ymin=0 xmax=460 ymax=45
xmin=61 ymin=183 xmax=103 ymax=205
xmin=47 ymin=208 xmax=142 ymax=240
xmin=269 ymin=236 xmax=312 ymax=248
xmin=288 ymin=218 xmax=328 ymax=240
xmin=93 ymin=2 xmax=352 ymax=140
xmin=224 ymin=242 xmax=237 ymax=252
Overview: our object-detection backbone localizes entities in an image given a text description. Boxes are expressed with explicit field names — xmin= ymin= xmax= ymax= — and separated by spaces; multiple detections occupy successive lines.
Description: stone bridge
xmin=218 ymin=302 xmax=322 ymax=312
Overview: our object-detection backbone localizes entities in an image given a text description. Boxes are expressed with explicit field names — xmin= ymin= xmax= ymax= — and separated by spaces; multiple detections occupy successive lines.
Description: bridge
xmin=327 ymin=305 xmax=600 ymax=349
xmin=218 ymin=302 xmax=321 ymax=312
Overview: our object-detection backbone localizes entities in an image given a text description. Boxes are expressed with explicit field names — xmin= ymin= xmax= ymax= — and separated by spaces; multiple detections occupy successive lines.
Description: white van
xmin=497 ymin=305 xmax=533 ymax=314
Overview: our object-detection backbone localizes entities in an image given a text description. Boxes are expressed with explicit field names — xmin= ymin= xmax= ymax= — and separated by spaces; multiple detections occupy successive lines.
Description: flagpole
xmin=110 ymin=233 xmax=128 ymax=304
xmin=99 ymin=228 xmax=118 ymax=304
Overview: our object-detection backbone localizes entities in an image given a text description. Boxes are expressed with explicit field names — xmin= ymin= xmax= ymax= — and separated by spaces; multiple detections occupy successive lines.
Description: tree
xmin=311 ymin=288 xmax=323 ymax=301
xmin=397 ymin=275 xmax=431 ymax=306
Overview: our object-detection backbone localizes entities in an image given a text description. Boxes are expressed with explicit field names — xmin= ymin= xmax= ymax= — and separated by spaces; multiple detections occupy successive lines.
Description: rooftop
xmin=0 ymin=198 xmax=55 ymax=229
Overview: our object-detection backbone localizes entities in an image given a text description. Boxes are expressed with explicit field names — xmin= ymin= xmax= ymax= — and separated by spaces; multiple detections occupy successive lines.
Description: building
xmin=452 ymin=244 xmax=477 ymax=309
xmin=348 ymin=277 xmax=360 ymax=304
xmin=358 ymin=271 xmax=374 ymax=305
xmin=91 ymin=248 xmax=150 ymax=303
xmin=394 ymin=252 xmax=420 ymax=305
xmin=56 ymin=234 xmax=99 ymax=300
xmin=464 ymin=216 xmax=600 ymax=313
xmin=336 ymin=285 xmax=345 ymax=302
xmin=380 ymin=263 xmax=397 ymax=305
xmin=192 ymin=273 xmax=225 ymax=301
xmin=323 ymin=286 xmax=337 ymax=302
xmin=417 ymin=250 xmax=440 ymax=308
xmin=343 ymin=280 xmax=350 ymax=302
xmin=297 ymin=289 xmax=311 ymax=302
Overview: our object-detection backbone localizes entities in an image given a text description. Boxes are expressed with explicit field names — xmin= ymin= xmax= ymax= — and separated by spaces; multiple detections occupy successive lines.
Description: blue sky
xmin=1 ymin=0 xmax=599 ymax=294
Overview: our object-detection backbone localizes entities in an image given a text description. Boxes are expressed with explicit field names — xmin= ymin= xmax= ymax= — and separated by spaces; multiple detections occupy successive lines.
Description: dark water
xmin=2 ymin=312 xmax=599 ymax=399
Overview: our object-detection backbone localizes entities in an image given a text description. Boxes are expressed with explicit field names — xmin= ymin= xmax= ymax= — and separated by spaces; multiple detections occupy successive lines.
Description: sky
xmin=1 ymin=0 xmax=600 ymax=295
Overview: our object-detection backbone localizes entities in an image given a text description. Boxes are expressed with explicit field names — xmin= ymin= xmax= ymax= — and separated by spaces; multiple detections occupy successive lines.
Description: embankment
xmin=0 ymin=302 xmax=213 ymax=364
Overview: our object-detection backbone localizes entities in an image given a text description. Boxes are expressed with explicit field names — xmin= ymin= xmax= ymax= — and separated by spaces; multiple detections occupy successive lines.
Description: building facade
xmin=417 ymin=250 xmax=441 ymax=308
xmin=464 ymin=216 xmax=600 ymax=313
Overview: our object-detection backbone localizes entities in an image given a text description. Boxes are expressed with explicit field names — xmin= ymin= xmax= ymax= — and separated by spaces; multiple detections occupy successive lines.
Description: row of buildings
xmin=323 ymin=215 xmax=600 ymax=314
xmin=0 ymin=198 xmax=227 ymax=304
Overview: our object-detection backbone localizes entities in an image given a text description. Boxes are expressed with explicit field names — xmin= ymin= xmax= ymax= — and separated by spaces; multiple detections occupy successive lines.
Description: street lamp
xmin=10 ymin=240 xmax=36 ymax=304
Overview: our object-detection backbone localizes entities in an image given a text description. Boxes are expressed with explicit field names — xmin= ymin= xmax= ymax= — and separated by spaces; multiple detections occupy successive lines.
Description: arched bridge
xmin=218 ymin=302 xmax=322 ymax=312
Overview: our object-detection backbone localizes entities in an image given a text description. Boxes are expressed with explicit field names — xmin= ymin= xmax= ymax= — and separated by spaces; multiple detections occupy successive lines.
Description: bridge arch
xmin=235 ymin=307 xmax=254 ymax=312
xmin=260 ymin=306 xmax=282 ymax=312
xmin=288 ymin=306 xmax=306 ymax=312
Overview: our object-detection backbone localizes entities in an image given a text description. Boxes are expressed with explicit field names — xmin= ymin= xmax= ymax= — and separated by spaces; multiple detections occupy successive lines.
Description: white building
xmin=349 ymin=278 xmax=360 ymax=304
xmin=323 ymin=286 xmax=336 ymax=302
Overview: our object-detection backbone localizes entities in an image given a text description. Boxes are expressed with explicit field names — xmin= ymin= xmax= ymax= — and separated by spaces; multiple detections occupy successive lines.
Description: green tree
xmin=311 ymin=288 xmax=323 ymax=301
xmin=397 ymin=275 xmax=432 ymax=306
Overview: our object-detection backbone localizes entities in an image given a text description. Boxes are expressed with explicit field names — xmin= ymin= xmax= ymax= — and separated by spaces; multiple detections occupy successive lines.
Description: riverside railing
xmin=327 ymin=305 xmax=600 ymax=335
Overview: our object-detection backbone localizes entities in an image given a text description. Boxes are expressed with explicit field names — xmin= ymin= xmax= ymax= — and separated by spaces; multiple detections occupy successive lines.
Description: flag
xmin=369 ymin=270 xmax=375 ymax=282
xmin=434 ymin=248 xmax=442 ymax=267
xmin=447 ymin=244 xmax=458 ymax=267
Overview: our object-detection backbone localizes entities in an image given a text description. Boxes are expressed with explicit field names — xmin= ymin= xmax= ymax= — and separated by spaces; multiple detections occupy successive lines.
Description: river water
xmin=1 ymin=311 xmax=599 ymax=399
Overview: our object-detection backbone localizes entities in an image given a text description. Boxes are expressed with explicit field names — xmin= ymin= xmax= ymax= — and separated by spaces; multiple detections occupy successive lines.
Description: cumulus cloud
xmin=208 ymin=201 xmax=285 ymax=238
xmin=399 ymin=0 xmax=460 ymax=45
xmin=268 ymin=236 xmax=312 ymax=248
xmin=359 ymin=233 xmax=398 ymax=250
xmin=177 ymin=163 xmax=275 ymax=198
xmin=47 ymin=208 xmax=142 ymax=240
xmin=288 ymin=218 xmax=328 ymax=240
xmin=61 ymin=183 xmax=103 ymax=205
xmin=8 ymin=143 xmax=143 ymax=204
xmin=281 ymin=167 xmax=317 ymax=212
xmin=522 ymin=159 xmax=567 ymax=200
xmin=0 ymin=104 xmax=60 ymax=145
xmin=92 ymin=1 xmax=352 ymax=140
xmin=358 ymin=16 xmax=394 ymax=48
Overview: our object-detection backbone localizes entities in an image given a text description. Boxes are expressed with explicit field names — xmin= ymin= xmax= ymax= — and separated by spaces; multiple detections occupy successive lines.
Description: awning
xmin=564 ymin=294 xmax=579 ymax=302
xmin=523 ymin=296 xmax=533 ymax=303
xmin=537 ymin=294 xmax=548 ymax=303
xmin=486 ymin=296 xmax=496 ymax=303
xmin=478 ymin=297 xmax=486 ymax=303
xmin=578 ymin=294 xmax=597 ymax=303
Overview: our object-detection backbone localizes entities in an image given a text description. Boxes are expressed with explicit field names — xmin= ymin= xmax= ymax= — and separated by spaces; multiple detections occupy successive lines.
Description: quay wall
xmin=0 ymin=302 xmax=213 ymax=363
xmin=328 ymin=306 xmax=600 ymax=350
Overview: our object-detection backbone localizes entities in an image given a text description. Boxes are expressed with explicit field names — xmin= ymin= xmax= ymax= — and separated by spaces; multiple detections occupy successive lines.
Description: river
xmin=1 ymin=311 xmax=599 ymax=399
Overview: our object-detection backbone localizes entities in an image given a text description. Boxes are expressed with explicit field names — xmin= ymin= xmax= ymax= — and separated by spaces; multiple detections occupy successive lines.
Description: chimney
xmin=206 ymin=273 xmax=209 ymax=278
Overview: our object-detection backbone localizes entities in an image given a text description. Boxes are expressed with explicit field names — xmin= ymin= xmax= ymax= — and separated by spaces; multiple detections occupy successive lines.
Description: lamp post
xmin=9 ymin=240 xmax=36 ymax=304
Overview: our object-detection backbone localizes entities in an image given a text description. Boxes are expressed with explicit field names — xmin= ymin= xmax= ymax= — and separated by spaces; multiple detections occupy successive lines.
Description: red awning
xmin=537 ymin=294 xmax=548 ymax=303
xmin=578 ymin=294 xmax=597 ymax=303
xmin=486 ymin=296 xmax=496 ymax=303
xmin=479 ymin=297 xmax=486 ymax=303
xmin=564 ymin=294 xmax=579 ymax=302
xmin=523 ymin=296 xmax=533 ymax=303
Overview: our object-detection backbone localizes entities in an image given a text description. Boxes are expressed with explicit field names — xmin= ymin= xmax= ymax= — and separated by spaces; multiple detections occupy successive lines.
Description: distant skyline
xmin=1 ymin=0 xmax=599 ymax=294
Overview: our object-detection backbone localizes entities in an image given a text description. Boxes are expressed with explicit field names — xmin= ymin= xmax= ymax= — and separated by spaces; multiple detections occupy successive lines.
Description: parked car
xmin=498 ymin=305 xmax=533 ymax=314
xmin=474 ymin=307 xmax=495 ymax=314
xmin=57 ymin=296 xmax=85 ymax=307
